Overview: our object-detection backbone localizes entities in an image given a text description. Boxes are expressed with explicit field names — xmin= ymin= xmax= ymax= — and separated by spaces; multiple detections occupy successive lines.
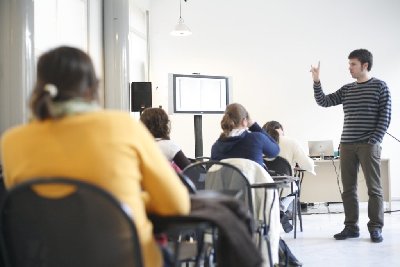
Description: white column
xmin=87 ymin=0 xmax=104 ymax=106
xmin=0 ymin=0 xmax=34 ymax=134
xmin=103 ymin=0 xmax=130 ymax=110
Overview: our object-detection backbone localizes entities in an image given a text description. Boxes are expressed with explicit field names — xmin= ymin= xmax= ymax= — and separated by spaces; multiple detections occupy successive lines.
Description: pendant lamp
xmin=170 ymin=0 xmax=192 ymax=36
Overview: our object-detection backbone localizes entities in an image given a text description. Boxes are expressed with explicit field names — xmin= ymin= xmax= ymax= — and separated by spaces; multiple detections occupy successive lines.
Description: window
xmin=34 ymin=0 xmax=88 ymax=59
xmin=129 ymin=3 xmax=148 ymax=82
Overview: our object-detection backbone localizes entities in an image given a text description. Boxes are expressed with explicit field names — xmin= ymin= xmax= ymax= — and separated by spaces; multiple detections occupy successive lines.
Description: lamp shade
xmin=170 ymin=17 xmax=192 ymax=36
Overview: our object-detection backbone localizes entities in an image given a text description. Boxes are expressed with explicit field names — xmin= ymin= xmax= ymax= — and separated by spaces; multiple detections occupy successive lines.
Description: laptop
xmin=308 ymin=140 xmax=335 ymax=159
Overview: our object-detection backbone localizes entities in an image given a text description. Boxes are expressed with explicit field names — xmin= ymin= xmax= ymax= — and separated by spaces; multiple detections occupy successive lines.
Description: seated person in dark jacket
xmin=211 ymin=103 xmax=279 ymax=165
xmin=210 ymin=103 xmax=302 ymax=266
xmin=210 ymin=103 xmax=292 ymax=229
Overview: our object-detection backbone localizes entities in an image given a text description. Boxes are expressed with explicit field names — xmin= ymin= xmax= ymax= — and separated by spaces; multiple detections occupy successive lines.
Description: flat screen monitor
xmin=308 ymin=140 xmax=335 ymax=159
xmin=168 ymin=73 xmax=232 ymax=114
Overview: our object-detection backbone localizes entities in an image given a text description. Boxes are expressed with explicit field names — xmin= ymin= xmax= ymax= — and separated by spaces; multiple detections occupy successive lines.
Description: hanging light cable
xmin=170 ymin=0 xmax=192 ymax=36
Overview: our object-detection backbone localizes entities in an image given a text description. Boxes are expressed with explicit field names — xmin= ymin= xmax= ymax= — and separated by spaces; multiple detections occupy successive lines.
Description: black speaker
xmin=131 ymin=82 xmax=152 ymax=112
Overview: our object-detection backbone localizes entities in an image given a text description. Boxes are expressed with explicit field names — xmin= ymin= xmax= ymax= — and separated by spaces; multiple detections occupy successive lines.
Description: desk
xmin=300 ymin=158 xmax=391 ymax=210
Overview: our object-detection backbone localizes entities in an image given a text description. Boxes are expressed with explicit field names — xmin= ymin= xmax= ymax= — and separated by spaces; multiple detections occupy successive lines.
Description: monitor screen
xmin=168 ymin=73 xmax=232 ymax=114
xmin=308 ymin=140 xmax=335 ymax=158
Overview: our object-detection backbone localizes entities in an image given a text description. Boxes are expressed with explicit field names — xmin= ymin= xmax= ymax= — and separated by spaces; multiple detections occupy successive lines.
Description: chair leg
xmin=263 ymin=233 xmax=274 ymax=267
xmin=257 ymin=229 xmax=262 ymax=251
xmin=211 ymin=228 xmax=218 ymax=265
xmin=293 ymin=194 xmax=297 ymax=239
xmin=296 ymin=179 xmax=304 ymax=233
xmin=194 ymin=230 xmax=205 ymax=267
xmin=297 ymin=197 xmax=303 ymax=232
xmin=173 ymin=239 xmax=181 ymax=267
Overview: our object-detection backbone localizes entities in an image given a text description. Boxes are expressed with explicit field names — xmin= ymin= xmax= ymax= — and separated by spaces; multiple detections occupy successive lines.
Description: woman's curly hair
xmin=140 ymin=108 xmax=170 ymax=139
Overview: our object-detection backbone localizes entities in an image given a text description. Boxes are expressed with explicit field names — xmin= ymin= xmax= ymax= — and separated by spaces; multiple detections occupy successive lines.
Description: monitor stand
xmin=194 ymin=115 xmax=203 ymax=158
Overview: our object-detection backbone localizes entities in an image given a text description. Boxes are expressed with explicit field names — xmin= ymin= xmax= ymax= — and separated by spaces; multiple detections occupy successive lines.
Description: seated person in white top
xmin=263 ymin=121 xmax=315 ymax=175
xmin=140 ymin=108 xmax=191 ymax=171
xmin=263 ymin=121 xmax=316 ymax=234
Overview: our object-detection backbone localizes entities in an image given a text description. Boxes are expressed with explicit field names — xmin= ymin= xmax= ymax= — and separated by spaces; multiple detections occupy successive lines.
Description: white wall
xmin=149 ymin=0 xmax=400 ymax=199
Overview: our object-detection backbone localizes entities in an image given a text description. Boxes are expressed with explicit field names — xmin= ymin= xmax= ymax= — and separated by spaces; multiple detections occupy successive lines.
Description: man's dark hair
xmin=348 ymin=49 xmax=373 ymax=71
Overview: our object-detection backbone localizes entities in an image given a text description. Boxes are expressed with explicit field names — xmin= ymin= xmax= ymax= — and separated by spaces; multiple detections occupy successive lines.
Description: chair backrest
xmin=188 ymin=156 xmax=211 ymax=163
xmin=0 ymin=178 xmax=143 ymax=267
xmin=182 ymin=162 xmax=208 ymax=190
xmin=264 ymin=156 xmax=293 ymax=176
xmin=0 ymin=165 xmax=5 ymax=203
xmin=183 ymin=160 xmax=254 ymax=215
xmin=177 ymin=172 xmax=197 ymax=194
xmin=220 ymin=158 xmax=279 ymax=222
xmin=194 ymin=156 xmax=211 ymax=162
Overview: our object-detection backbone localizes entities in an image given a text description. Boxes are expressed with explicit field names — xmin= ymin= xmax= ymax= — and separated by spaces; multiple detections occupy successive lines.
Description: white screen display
xmin=169 ymin=74 xmax=231 ymax=114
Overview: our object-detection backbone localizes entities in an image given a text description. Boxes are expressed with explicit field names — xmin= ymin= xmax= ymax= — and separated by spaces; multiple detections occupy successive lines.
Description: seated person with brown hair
xmin=263 ymin=120 xmax=316 ymax=236
xmin=140 ymin=107 xmax=191 ymax=172
xmin=211 ymin=103 xmax=302 ymax=267
xmin=0 ymin=46 xmax=190 ymax=267
xmin=263 ymin=120 xmax=315 ymax=175
xmin=211 ymin=103 xmax=279 ymax=165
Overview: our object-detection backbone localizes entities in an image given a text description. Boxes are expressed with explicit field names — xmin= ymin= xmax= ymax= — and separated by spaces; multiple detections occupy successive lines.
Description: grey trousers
xmin=340 ymin=143 xmax=384 ymax=233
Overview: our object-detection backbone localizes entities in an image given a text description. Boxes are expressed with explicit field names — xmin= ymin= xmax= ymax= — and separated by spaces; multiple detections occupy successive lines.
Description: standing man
xmin=310 ymin=49 xmax=391 ymax=243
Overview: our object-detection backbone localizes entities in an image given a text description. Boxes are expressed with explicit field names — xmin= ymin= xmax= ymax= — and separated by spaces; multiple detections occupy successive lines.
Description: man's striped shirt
xmin=313 ymin=78 xmax=391 ymax=144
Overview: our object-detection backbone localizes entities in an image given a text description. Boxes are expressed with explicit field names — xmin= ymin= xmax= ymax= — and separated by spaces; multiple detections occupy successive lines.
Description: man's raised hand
xmin=310 ymin=61 xmax=320 ymax=83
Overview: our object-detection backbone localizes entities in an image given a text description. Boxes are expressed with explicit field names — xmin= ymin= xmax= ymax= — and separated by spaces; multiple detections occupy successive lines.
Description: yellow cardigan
xmin=0 ymin=110 xmax=190 ymax=267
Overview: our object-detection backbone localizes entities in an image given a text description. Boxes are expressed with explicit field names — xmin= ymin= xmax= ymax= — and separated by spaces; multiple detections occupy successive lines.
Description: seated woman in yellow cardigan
xmin=0 ymin=46 xmax=190 ymax=267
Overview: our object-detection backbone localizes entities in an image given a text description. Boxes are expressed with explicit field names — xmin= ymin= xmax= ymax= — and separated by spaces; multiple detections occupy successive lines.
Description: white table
xmin=300 ymin=158 xmax=391 ymax=211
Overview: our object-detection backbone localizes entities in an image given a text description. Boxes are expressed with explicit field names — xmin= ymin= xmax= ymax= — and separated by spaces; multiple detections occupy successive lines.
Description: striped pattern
xmin=314 ymin=78 xmax=391 ymax=144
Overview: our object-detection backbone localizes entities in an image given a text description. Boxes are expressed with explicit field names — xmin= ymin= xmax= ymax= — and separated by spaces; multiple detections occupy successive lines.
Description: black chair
xmin=0 ymin=178 xmax=143 ymax=267
xmin=294 ymin=164 xmax=307 ymax=212
xmin=185 ymin=157 xmax=211 ymax=190
xmin=165 ymin=173 xmax=214 ymax=267
xmin=150 ymin=212 xmax=215 ymax=267
xmin=156 ymin=169 xmax=263 ymax=267
xmin=264 ymin=156 xmax=303 ymax=238
xmin=265 ymin=156 xmax=293 ymax=177
xmin=183 ymin=161 xmax=254 ymax=213
xmin=0 ymin=165 xmax=5 ymax=203
xmin=183 ymin=160 xmax=285 ymax=267
xmin=177 ymin=172 xmax=197 ymax=194
xmin=0 ymin=164 xmax=5 ymax=264
xmin=182 ymin=162 xmax=209 ymax=190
